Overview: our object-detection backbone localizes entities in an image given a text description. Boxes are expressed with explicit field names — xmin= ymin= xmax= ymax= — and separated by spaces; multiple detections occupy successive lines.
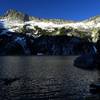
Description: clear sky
xmin=0 ymin=0 xmax=100 ymax=21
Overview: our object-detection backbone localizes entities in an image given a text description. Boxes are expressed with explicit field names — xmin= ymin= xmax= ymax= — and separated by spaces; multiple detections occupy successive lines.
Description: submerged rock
xmin=90 ymin=82 xmax=100 ymax=94
xmin=74 ymin=54 xmax=96 ymax=70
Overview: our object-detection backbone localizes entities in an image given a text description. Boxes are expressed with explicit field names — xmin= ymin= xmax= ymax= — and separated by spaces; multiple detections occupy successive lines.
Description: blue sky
xmin=0 ymin=0 xmax=100 ymax=20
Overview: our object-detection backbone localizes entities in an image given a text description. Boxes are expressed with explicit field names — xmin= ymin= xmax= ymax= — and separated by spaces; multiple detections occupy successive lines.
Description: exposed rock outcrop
xmin=0 ymin=30 xmax=96 ymax=56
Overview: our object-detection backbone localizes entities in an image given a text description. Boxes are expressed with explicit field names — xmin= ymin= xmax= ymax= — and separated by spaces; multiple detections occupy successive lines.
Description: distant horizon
xmin=0 ymin=0 xmax=100 ymax=21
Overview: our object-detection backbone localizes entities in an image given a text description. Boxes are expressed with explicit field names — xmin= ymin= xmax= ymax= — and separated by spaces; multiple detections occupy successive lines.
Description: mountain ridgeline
xmin=2 ymin=9 xmax=71 ymax=23
xmin=0 ymin=9 xmax=100 ymax=56
xmin=4 ymin=9 xmax=29 ymax=21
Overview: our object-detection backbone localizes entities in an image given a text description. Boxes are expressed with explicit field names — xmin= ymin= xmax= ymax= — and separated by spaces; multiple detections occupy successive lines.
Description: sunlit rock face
xmin=0 ymin=9 xmax=100 ymax=55
xmin=0 ymin=9 xmax=100 ymax=42
xmin=4 ymin=9 xmax=29 ymax=22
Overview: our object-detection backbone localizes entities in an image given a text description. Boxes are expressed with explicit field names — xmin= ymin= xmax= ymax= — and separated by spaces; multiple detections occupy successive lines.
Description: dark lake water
xmin=0 ymin=56 xmax=98 ymax=100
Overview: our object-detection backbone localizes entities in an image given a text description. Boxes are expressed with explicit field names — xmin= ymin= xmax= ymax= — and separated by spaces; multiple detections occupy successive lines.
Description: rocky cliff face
xmin=4 ymin=9 xmax=29 ymax=22
xmin=0 ymin=9 xmax=99 ymax=55
xmin=0 ymin=31 xmax=96 ymax=55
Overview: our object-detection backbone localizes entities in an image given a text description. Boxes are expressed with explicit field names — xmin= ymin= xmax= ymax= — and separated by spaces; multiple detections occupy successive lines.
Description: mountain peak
xmin=5 ymin=9 xmax=18 ymax=15
xmin=86 ymin=15 xmax=100 ymax=23
xmin=4 ymin=9 xmax=29 ymax=22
